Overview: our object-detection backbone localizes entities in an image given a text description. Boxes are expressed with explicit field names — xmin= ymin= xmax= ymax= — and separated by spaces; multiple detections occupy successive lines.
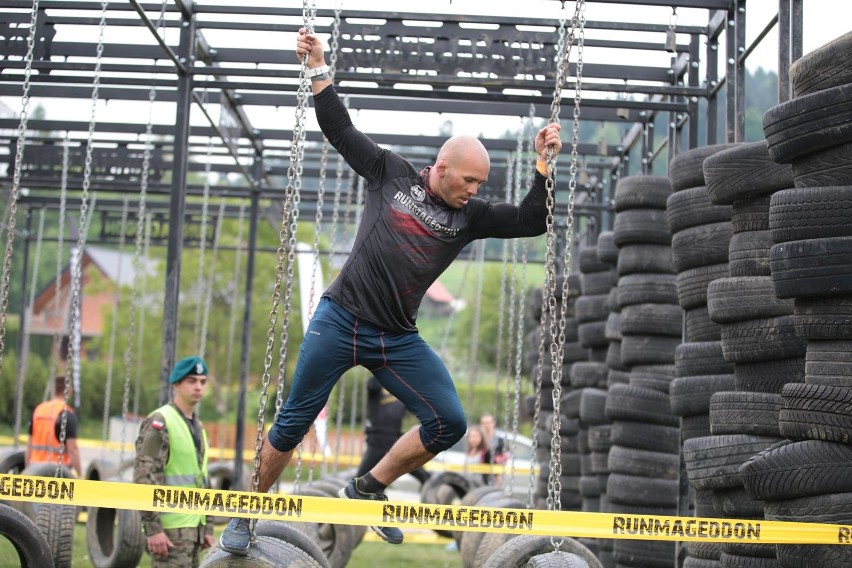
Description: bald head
xmin=437 ymin=135 xmax=490 ymax=171
xmin=431 ymin=135 xmax=490 ymax=208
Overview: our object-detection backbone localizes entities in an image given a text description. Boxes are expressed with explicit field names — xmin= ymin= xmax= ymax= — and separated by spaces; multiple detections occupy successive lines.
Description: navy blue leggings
xmin=268 ymin=298 xmax=467 ymax=455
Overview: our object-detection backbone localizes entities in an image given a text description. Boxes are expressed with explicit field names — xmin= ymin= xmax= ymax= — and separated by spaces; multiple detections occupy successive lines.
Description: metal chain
xmin=253 ymin=0 xmax=316 ymax=505
xmin=45 ymin=134 xmax=69 ymax=400
xmin=219 ymin=204 xmax=246 ymax=455
xmin=57 ymin=0 xmax=109 ymax=470
xmin=101 ymin=197 xmax=129 ymax=445
xmin=13 ymin=206 xmax=45 ymax=446
xmin=133 ymin=213 xmax=153 ymax=418
xmin=493 ymin=152 xmax=516 ymax=428
xmin=120 ymin=52 xmax=157 ymax=460
xmin=199 ymin=200 xmax=225 ymax=361
xmin=0 ymin=0 xmax=40 ymax=381
xmin=193 ymin=136 xmax=214 ymax=352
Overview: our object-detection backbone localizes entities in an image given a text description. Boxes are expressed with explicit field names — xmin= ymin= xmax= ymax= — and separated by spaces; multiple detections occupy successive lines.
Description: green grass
xmin=0 ymin=518 xmax=463 ymax=567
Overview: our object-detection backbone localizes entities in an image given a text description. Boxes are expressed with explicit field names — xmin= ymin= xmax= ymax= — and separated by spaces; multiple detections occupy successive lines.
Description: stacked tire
xmin=738 ymin=30 xmax=852 ymax=568
xmin=680 ymin=140 xmax=801 ymax=568
xmin=605 ymin=175 xmax=682 ymax=568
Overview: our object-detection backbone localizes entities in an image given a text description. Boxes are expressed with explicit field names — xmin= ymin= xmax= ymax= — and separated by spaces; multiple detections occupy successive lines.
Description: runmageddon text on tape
xmin=2 ymin=474 xmax=851 ymax=545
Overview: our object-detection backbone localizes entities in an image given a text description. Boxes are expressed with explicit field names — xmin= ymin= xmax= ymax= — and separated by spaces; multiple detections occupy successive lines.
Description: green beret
xmin=169 ymin=355 xmax=208 ymax=384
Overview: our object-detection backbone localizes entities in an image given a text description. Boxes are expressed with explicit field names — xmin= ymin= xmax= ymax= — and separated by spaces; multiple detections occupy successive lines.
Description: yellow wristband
xmin=536 ymin=160 xmax=549 ymax=175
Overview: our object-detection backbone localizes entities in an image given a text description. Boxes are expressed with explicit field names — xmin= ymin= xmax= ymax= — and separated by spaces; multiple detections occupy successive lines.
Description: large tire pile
xmin=738 ymin=30 xmax=852 ymax=568
xmin=605 ymin=175 xmax=682 ymax=568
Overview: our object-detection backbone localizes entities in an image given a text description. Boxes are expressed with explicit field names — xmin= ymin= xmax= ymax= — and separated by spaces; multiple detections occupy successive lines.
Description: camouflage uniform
xmin=134 ymin=402 xmax=214 ymax=568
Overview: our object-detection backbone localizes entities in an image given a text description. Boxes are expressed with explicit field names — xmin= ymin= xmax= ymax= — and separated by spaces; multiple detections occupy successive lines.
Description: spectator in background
xmin=465 ymin=425 xmax=493 ymax=483
xmin=357 ymin=376 xmax=430 ymax=485
xmin=26 ymin=375 xmax=82 ymax=477
xmin=479 ymin=414 xmax=507 ymax=464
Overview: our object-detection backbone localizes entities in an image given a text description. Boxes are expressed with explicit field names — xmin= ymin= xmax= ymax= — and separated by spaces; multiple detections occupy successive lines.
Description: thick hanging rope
xmin=0 ymin=0 xmax=41 ymax=383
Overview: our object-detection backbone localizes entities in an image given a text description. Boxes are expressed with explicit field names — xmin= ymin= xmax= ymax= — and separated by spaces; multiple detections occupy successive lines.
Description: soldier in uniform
xmin=134 ymin=355 xmax=216 ymax=567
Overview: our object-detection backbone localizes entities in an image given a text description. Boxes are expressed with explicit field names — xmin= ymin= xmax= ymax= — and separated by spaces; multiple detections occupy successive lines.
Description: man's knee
xmin=267 ymin=422 xmax=309 ymax=453
xmin=422 ymin=412 xmax=467 ymax=454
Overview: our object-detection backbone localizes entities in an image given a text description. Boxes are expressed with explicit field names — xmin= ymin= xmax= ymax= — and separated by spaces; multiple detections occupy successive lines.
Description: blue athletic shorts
xmin=267 ymin=297 xmax=467 ymax=455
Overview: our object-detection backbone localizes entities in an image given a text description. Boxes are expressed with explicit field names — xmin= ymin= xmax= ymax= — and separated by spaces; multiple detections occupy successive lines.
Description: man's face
xmin=175 ymin=374 xmax=208 ymax=406
xmin=436 ymin=159 xmax=489 ymax=208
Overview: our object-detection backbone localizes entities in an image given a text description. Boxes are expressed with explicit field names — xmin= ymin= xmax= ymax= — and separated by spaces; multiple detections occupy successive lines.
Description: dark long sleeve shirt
xmin=315 ymin=85 xmax=551 ymax=332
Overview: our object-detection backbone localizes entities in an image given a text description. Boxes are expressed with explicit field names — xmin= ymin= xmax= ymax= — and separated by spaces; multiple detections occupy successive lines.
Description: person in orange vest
xmin=133 ymin=355 xmax=215 ymax=568
xmin=25 ymin=375 xmax=82 ymax=477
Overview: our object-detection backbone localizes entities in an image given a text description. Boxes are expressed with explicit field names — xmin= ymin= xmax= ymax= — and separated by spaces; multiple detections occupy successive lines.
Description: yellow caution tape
xmin=1 ymin=474 xmax=851 ymax=545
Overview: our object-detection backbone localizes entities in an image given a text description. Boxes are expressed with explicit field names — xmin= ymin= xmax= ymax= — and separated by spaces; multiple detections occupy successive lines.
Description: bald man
xmin=219 ymin=29 xmax=563 ymax=555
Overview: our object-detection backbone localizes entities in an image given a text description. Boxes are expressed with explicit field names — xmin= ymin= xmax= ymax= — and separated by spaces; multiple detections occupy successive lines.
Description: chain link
xmin=45 ymin=135 xmax=69 ymax=400
xmin=0 ymin=0 xmax=40 ymax=384
xmin=199 ymin=200 xmax=225 ymax=361
xmin=193 ymin=136 xmax=214 ymax=352
xmin=13 ymin=206 xmax=46 ymax=446
xmin=253 ymin=0 xmax=316 ymax=507
xmin=101 ymin=197 xmax=129 ymax=445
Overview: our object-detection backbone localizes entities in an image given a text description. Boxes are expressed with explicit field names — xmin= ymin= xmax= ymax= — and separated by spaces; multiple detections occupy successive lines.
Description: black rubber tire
xmin=675 ymin=341 xmax=734 ymax=377
xmin=574 ymin=295 xmax=609 ymax=324
xmin=577 ymin=321 xmax=608 ymax=349
xmin=0 ymin=449 xmax=26 ymax=475
xmin=619 ymin=335 xmax=680 ymax=367
xmin=666 ymin=186 xmax=732 ymax=234
xmin=578 ymin=245 xmax=611 ymax=275
xmin=253 ymin=521 xmax=332 ymax=568
xmin=731 ymin=194 xmax=771 ymax=233
xmin=596 ymin=231 xmax=619 ymax=264
xmin=35 ymin=503 xmax=76 ymax=568
xmin=770 ymin=186 xmax=852 ymax=243
xmin=805 ymin=340 xmax=852 ymax=386
xmin=770 ymin=236 xmax=852 ymax=299
xmin=483 ymin=535 xmax=603 ymax=568
xmin=287 ymin=487 xmax=355 ymax=568
xmin=711 ymin=486 xmax=767 ymax=519
xmin=85 ymin=503 xmax=145 ymax=568
xmin=579 ymin=271 xmax=612 ymax=296
xmin=792 ymin=141 xmax=852 ymax=188
xmin=740 ymin=439 xmax=852 ymax=500
xmin=617 ymin=273 xmax=677 ymax=308
xmin=609 ymin=420 xmax=680 ymax=453
xmin=18 ymin=463 xmax=73 ymax=522
xmin=681 ymin=413 xmax=713 ymax=441
xmin=578 ymin=388 xmax=609 ymax=426
xmin=614 ymin=539 xmax=677 ymax=568
xmin=616 ymin=244 xmax=675 ymax=276
xmin=671 ymin=222 xmax=734 ymax=273
xmin=735 ymin=357 xmax=804 ymax=394
xmin=686 ymin=540 xmax=723 ymax=561
xmin=763 ymin=83 xmax=852 ymax=164
xmin=728 ymin=230 xmax=773 ymax=277
xmin=686 ymin=306 xmax=722 ymax=342
xmin=779 ymin=382 xmax=852 ymax=443
xmin=606 ymin=473 xmax=679 ymax=507
xmin=676 ymin=262 xmax=729 ymax=310
xmin=605 ymin=384 xmax=679 ymax=426
xmin=613 ymin=209 xmax=672 ymax=246
xmin=709 ymin=391 xmax=782 ymax=437
xmin=459 ymin=496 xmax=526 ymax=568
xmin=620 ymin=303 xmax=683 ymax=337
xmin=570 ymin=362 xmax=608 ymax=389
xmin=607 ymin=445 xmax=679 ymax=479
xmin=200 ymin=536 xmax=324 ymax=567
xmin=84 ymin=459 xmax=118 ymax=482
xmin=0 ymin=503 xmax=54 ymax=568
xmin=789 ymin=30 xmax=852 ymax=97
xmin=793 ymin=296 xmax=852 ymax=340
xmin=450 ymin=485 xmax=502 ymax=546
xmin=669 ymin=143 xmax=740 ymax=191
xmin=526 ymin=551 xmax=591 ymax=567
xmin=720 ymin=315 xmax=807 ymax=364
xmin=629 ymin=364 xmax=676 ymax=394
xmin=703 ymin=141 xmax=793 ymax=205
xmin=420 ymin=471 xmax=480 ymax=538
xmin=707 ymin=276 xmax=793 ymax=324
xmin=669 ymin=374 xmax=736 ymax=417
xmin=683 ymin=434 xmax=783 ymax=491
xmin=719 ymin=552 xmax=780 ymax=567
xmin=604 ymin=312 xmax=622 ymax=342
xmin=614 ymin=175 xmax=672 ymax=212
